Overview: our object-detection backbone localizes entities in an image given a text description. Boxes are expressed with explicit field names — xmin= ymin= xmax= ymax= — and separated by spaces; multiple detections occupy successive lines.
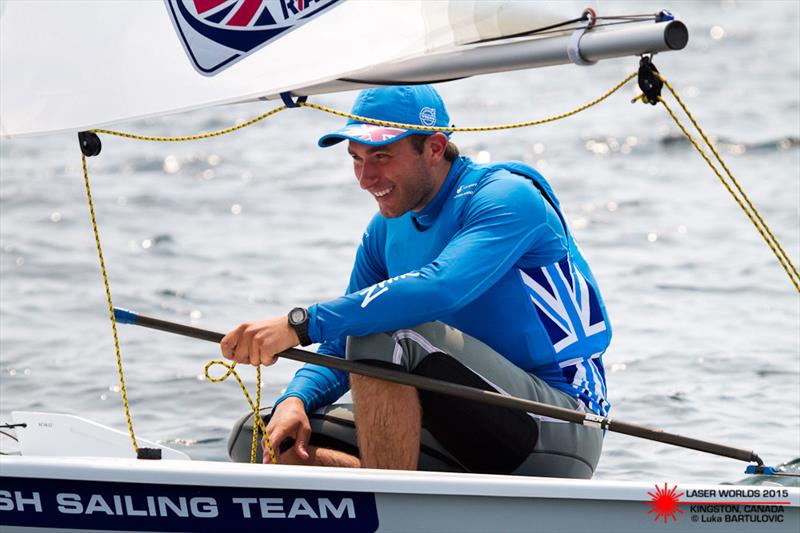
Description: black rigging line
xmin=474 ymin=13 xmax=660 ymax=45
xmin=0 ymin=430 xmax=19 ymax=442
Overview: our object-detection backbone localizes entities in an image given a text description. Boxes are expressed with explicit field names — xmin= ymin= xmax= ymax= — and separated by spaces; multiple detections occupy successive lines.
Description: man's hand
xmin=220 ymin=316 xmax=300 ymax=366
xmin=262 ymin=397 xmax=311 ymax=464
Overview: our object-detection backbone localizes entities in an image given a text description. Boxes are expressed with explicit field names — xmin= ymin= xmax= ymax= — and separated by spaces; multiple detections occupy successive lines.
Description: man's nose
xmin=357 ymin=159 xmax=380 ymax=189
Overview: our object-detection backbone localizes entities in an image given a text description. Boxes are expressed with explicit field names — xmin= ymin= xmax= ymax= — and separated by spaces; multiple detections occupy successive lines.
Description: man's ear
xmin=426 ymin=132 xmax=449 ymax=162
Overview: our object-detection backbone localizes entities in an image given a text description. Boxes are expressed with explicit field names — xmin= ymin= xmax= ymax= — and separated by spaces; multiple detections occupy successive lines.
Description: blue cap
xmin=318 ymin=85 xmax=450 ymax=148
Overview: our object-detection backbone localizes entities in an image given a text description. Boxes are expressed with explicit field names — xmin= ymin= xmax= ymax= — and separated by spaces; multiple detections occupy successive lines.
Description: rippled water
xmin=1 ymin=1 xmax=798 ymax=484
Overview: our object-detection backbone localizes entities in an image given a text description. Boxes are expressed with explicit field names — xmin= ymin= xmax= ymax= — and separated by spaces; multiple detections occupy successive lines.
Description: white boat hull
xmin=2 ymin=456 xmax=798 ymax=532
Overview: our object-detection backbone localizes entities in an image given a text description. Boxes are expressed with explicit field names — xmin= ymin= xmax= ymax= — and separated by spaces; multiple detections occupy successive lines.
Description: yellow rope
xmin=299 ymin=72 xmax=638 ymax=132
xmin=204 ymin=360 xmax=277 ymax=464
xmin=643 ymin=76 xmax=800 ymax=292
xmin=80 ymin=153 xmax=139 ymax=453
xmin=91 ymin=74 xmax=636 ymax=142
xmin=93 ymin=106 xmax=288 ymax=141
xmin=253 ymin=366 xmax=262 ymax=463
xmin=660 ymin=75 xmax=800 ymax=287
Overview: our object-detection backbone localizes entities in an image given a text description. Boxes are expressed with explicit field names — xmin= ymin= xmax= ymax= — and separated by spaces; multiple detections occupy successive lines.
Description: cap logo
xmin=341 ymin=124 xmax=407 ymax=143
xmin=419 ymin=107 xmax=437 ymax=127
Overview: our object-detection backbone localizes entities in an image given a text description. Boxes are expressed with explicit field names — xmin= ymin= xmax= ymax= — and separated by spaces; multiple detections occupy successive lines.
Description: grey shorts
xmin=346 ymin=322 xmax=603 ymax=478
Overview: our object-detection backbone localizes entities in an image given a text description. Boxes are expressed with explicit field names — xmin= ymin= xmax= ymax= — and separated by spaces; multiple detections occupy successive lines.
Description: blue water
xmin=1 ymin=0 xmax=798 ymax=484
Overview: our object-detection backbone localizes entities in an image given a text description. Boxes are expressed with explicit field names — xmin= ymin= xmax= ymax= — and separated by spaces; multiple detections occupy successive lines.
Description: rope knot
xmin=204 ymin=359 xmax=238 ymax=383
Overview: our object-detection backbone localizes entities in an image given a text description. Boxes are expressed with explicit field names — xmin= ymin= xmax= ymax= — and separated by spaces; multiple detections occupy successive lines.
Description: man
xmin=221 ymin=85 xmax=611 ymax=478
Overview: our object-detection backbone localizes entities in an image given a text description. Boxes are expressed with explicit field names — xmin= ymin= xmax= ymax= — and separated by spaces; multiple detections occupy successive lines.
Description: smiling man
xmin=221 ymin=85 xmax=612 ymax=478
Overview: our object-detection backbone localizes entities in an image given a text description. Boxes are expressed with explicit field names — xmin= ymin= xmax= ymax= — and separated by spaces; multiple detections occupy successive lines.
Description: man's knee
xmin=346 ymin=332 xmax=398 ymax=364
xmin=349 ymin=373 xmax=376 ymax=392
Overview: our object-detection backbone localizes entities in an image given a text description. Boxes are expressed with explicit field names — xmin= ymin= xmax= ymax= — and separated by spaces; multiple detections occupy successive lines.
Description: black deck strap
xmin=637 ymin=56 xmax=663 ymax=105
xmin=136 ymin=447 xmax=162 ymax=460
xmin=78 ymin=131 xmax=102 ymax=157
xmin=279 ymin=92 xmax=308 ymax=108
xmin=251 ymin=399 xmax=464 ymax=470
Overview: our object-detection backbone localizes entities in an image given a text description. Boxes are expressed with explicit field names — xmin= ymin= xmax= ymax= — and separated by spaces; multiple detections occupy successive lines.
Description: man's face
xmin=348 ymin=136 xmax=439 ymax=218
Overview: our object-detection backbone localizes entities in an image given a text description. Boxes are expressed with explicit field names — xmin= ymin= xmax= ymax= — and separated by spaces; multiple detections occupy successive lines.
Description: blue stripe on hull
xmin=0 ymin=476 xmax=378 ymax=532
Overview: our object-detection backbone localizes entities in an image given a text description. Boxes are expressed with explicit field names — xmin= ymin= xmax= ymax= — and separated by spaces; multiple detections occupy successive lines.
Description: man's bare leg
xmin=276 ymin=445 xmax=361 ymax=468
xmin=350 ymin=374 xmax=421 ymax=470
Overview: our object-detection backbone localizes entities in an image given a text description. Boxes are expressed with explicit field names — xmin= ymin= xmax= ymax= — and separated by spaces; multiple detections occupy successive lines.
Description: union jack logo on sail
xmin=165 ymin=0 xmax=344 ymax=75
xmin=191 ymin=0 xmax=315 ymax=27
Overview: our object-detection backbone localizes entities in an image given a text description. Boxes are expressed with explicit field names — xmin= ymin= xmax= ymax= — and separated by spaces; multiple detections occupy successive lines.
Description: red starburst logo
xmin=645 ymin=483 xmax=685 ymax=523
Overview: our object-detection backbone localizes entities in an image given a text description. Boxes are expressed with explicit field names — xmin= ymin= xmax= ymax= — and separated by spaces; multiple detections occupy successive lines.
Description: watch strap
xmin=288 ymin=307 xmax=312 ymax=347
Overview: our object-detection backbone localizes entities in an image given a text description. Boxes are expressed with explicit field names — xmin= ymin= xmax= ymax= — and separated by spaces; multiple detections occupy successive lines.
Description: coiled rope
xmin=204 ymin=361 xmax=276 ymax=464
xmin=80 ymin=66 xmax=797 ymax=465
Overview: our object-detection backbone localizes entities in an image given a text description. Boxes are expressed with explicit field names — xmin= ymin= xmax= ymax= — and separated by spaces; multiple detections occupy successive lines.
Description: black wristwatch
xmin=287 ymin=307 xmax=312 ymax=347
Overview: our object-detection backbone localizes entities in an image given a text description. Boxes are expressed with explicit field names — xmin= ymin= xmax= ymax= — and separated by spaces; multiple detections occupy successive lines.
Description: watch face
xmin=289 ymin=308 xmax=306 ymax=324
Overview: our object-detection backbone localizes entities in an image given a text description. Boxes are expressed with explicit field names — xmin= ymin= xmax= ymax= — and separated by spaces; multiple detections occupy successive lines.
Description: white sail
xmin=0 ymin=1 xmax=685 ymax=138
